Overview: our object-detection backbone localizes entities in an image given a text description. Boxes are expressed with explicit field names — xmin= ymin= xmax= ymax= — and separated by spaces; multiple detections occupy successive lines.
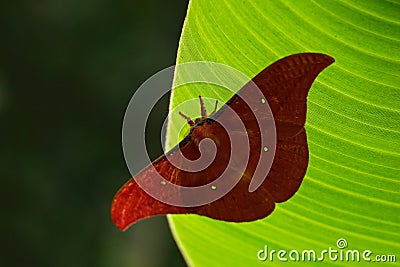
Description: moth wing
xmin=111 ymin=154 xmax=186 ymax=231
xmin=251 ymin=53 xmax=334 ymax=140
xmin=253 ymin=53 xmax=333 ymax=201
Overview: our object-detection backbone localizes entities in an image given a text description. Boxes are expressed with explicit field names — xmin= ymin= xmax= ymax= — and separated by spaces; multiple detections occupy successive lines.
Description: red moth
xmin=111 ymin=53 xmax=334 ymax=231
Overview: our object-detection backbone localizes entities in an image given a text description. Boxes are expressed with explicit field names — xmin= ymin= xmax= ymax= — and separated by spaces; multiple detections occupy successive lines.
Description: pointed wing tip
xmin=317 ymin=53 xmax=335 ymax=67
xmin=111 ymin=205 xmax=131 ymax=232
xmin=308 ymin=53 xmax=335 ymax=70
xmin=113 ymin=220 xmax=130 ymax=232
xmin=285 ymin=52 xmax=335 ymax=67
xmin=111 ymin=197 xmax=132 ymax=232
xmin=110 ymin=177 xmax=182 ymax=231
xmin=110 ymin=179 xmax=140 ymax=232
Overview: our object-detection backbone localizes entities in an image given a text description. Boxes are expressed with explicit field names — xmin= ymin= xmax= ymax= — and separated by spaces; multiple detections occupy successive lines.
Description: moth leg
xmin=179 ymin=112 xmax=195 ymax=127
xmin=199 ymin=96 xmax=207 ymax=118
xmin=208 ymin=100 xmax=219 ymax=117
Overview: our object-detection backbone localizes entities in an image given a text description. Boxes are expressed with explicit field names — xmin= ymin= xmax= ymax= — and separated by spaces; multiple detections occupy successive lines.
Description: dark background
xmin=1 ymin=0 xmax=188 ymax=266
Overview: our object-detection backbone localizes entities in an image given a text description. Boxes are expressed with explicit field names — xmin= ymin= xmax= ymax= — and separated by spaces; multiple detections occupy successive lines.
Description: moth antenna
xmin=208 ymin=100 xmax=219 ymax=117
xmin=199 ymin=96 xmax=207 ymax=118
xmin=179 ymin=112 xmax=195 ymax=127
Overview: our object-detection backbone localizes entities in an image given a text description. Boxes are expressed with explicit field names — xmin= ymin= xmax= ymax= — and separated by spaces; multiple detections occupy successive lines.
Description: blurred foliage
xmin=0 ymin=0 xmax=187 ymax=266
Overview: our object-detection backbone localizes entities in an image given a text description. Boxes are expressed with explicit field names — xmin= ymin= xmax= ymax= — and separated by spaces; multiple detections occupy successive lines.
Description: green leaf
xmin=166 ymin=0 xmax=400 ymax=266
